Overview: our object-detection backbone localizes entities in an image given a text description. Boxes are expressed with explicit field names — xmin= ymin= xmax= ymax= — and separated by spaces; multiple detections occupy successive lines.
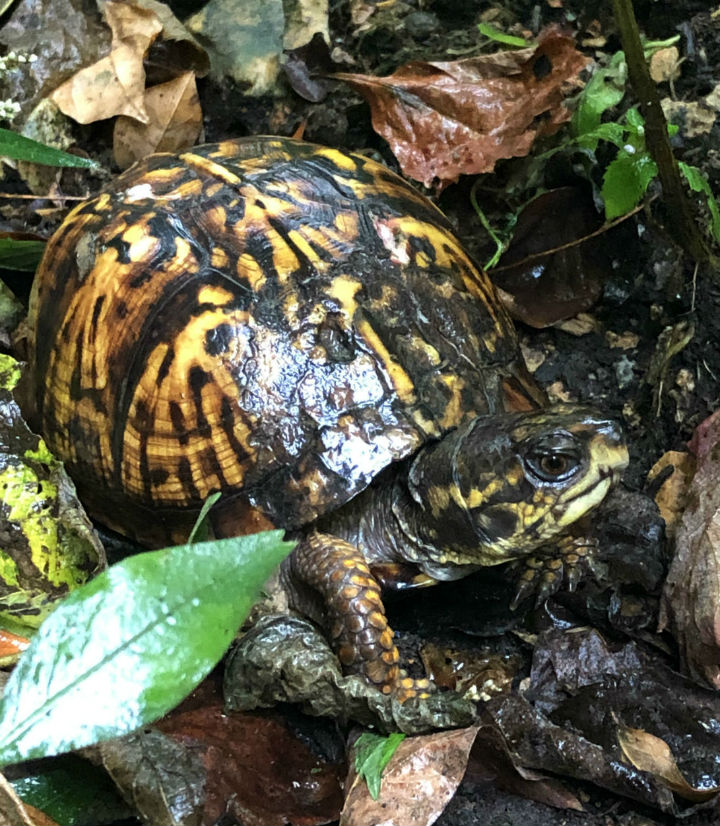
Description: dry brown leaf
xmin=341 ymin=726 xmax=481 ymax=826
xmin=649 ymin=47 xmax=681 ymax=84
xmin=616 ymin=722 xmax=718 ymax=802
xmin=647 ymin=450 xmax=694 ymax=536
xmin=51 ymin=1 xmax=163 ymax=124
xmin=333 ymin=27 xmax=587 ymax=186
xmin=0 ymin=629 xmax=29 ymax=660
xmin=660 ymin=411 xmax=720 ymax=688
xmin=113 ymin=72 xmax=202 ymax=168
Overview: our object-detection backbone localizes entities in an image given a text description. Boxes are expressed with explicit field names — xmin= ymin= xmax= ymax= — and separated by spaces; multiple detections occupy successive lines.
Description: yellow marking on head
xmin=427 ymin=484 xmax=450 ymax=516
xmin=437 ymin=374 xmax=467 ymax=429
xmin=355 ymin=318 xmax=416 ymax=403
xmin=464 ymin=477 xmax=505 ymax=509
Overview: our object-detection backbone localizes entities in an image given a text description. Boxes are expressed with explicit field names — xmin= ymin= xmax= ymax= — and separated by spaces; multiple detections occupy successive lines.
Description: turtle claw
xmin=510 ymin=536 xmax=599 ymax=609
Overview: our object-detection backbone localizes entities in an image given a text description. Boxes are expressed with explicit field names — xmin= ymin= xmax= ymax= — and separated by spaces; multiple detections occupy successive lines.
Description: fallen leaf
xmin=467 ymin=724 xmax=583 ymax=812
xmin=492 ymin=188 xmax=605 ymax=328
xmin=0 ymin=630 xmax=29 ymax=663
xmin=649 ymin=47 xmax=681 ymax=84
xmin=341 ymin=726 xmax=481 ymax=826
xmin=420 ymin=641 xmax=520 ymax=700
xmin=0 ymin=772 xmax=55 ymax=826
xmin=554 ymin=313 xmax=600 ymax=336
xmin=616 ymin=722 xmax=718 ymax=801
xmin=155 ymin=689 xmax=344 ymax=826
xmin=333 ymin=27 xmax=587 ymax=186
xmin=647 ymin=450 xmax=694 ymax=536
xmin=0 ymin=354 xmax=106 ymax=632
xmin=51 ymin=1 xmax=163 ymax=124
xmin=660 ymin=410 xmax=720 ymax=688
xmin=113 ymin=72 xmax=202 ymax=168
xmin=186 ymin=0 xmax=285 ymax=96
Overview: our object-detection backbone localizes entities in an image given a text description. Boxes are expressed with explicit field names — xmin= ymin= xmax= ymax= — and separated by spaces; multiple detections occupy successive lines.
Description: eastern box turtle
xmin=28 ymin=137 xmax=629 ymax=697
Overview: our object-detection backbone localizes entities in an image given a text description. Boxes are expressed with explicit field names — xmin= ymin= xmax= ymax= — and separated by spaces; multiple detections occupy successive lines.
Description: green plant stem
xmin=610 ymin=0 xmax=715 ymax=266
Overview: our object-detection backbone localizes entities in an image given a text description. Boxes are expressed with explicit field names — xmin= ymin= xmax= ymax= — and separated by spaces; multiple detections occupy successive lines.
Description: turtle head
xmin=403 ymin=405 xmax=628 ymax=566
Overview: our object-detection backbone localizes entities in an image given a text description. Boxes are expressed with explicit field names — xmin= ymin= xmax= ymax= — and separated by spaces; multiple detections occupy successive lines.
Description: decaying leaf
xmin=0 ymin=630 xmax=29 ymax=665
xmin=616 ymin=722 xmax=719 ymax=802
xmin=660 ymin=410 xmax=720 ymax=688
xmin=113 ymin=72 xmax=202 ymax=168
xmin=647 ymin=449 xmax=694 ymax=537
xmin=420 ymin=641 xmax=520 ymax=700
xmin=155 ymin=688 xmax=344 ymax=826
xmin=0 ymin=354 xmax=106 ymax=631
xmin=492 ymin=187 xmax=605 ymax=327
xmin=51 ymin=1 xmax=162 ymax=124
xmin=333 ymin=27 xmax=587 ymax=186
xmin=0 ymin=772 xmax=50 ymax=826
xmin=224 ymin=614 xmax=476 ymax=734
xmin=341 ymin=726 xmax=481 ymax=826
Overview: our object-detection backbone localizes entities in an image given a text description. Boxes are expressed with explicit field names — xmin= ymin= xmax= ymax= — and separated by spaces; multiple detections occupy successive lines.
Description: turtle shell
xmin=29 ymin=137 xmax=543 ymax=542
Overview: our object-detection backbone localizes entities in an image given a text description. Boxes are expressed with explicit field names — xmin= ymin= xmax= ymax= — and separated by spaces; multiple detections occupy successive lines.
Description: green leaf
xmin=9 ymin=755 xmax=131 ymax=826
xmin=0 ymin=238 xmax=46 ymax=271
xmin=574 ymin=121 xmax=626 ymax=150
xmin=602 ymin=150 xmax=657 ymax=220
xmin=572 ymin=52 xmax=627 ymax=140
xmin=0 ymin=129 xmax=98 ymax=168
xmin=354 ymin=731 xmax=405 ymax=800
xmin=679 ymin=161 xmax=720 ymax=243
xmin=187 ymin=491 xmax=222 ymax=545
xmin=477 ymin=23 xmax=531 ymax=48
xmin=0 ymin=531 xmax=294 ymax=766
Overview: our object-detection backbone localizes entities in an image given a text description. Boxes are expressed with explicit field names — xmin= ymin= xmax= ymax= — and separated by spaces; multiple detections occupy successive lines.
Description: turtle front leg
xmin=511 ymin=533 xmax=599 ymax=608
xmin=282 ymin=532 xmax=431 ymax=700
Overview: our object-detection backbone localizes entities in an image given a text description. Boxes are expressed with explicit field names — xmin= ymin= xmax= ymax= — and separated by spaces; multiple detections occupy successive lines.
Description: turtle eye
xmin=524 ymin=449 xmax=581 ymax=483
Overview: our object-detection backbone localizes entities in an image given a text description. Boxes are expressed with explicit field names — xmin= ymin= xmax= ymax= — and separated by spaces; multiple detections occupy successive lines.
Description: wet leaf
xmin=0 ymin=531 xmax=293 ymax=766
xmin=51 ymin=1 xmax=163 ymax=125
xmin=100 ymin=730 xmax=204 ymax=826
xmin=186 ymin=0 xmax=285 ymax=96
xmin=283 ymin=32 xmax=336 ymax=103
xmin=660 ymin=410 xmax=720 ymax=688
xmin=602 ymin=149 xmax=658 ymax=220
xmin=7 ymin=755 xmax=131 ymax=826
xmin=492 ymin=187 xmax=605 ymax=327
xmin=354 ymin=732 xmax=405 ymax=799
xmin=0 ymin=129 xmax=96 ymax=168
xmin=342 ymin=726 xmax=481 ymax=826
xmin=0 ymin=355 xmax=105 ymax=631
xmin=420 ymin=641 xmax=519 ymax=699
xmin=113 ymin=72 xmax=202 ymax=169
xmin=616 ymin=723 xmax=719 ymax=802
xmin=0 ymin=239 xmax=46 ymax=271
xmin=152 ymin=691 xmax=345 ymax=826
xmin=224 ymin=614 xmax=477 ymax=734
xmin=0 ymin=772 xmax=44 ymax=826
xmin=333 ymin=27 xmax=587 ymax=186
